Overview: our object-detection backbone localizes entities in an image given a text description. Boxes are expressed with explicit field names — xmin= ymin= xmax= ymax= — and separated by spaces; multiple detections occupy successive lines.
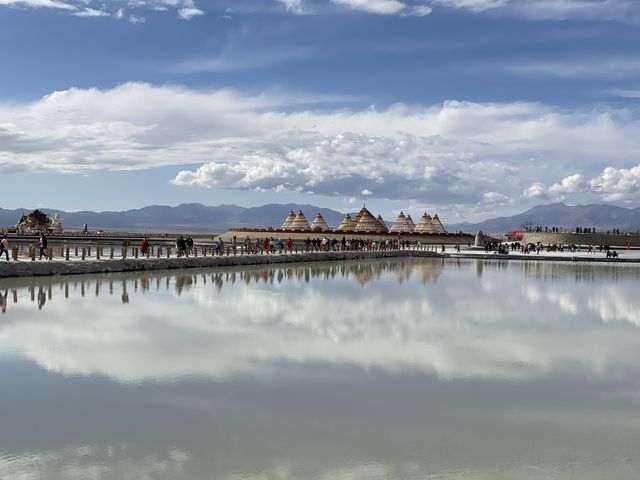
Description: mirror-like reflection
xmin=2 ymin=258 xmax=640 ymax=479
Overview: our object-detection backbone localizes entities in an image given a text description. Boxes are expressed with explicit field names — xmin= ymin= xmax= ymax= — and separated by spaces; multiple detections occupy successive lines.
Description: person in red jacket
xmin=140 ymin=237 xmax=149 ymax=256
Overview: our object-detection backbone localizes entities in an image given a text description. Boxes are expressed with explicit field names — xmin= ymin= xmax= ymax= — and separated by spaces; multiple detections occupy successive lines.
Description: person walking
xmin=140 ymin=236 xmax=149 ymax=256
xmin=0 ymin=235 xmax=9 ymax=261
xmin=38 ymin=232 xmax=48 ymax=260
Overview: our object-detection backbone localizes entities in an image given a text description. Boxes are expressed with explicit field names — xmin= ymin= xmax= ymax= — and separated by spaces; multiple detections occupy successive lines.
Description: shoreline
xmin=0 ymin=249 xmax=640 ymax=278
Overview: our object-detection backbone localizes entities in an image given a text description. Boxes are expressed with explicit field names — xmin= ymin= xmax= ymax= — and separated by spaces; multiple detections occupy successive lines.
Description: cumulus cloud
xmin=590 ymin=165 xmax=640 ymax=202
xmin=2 ymin=82 xmax=640 ymax=212
xmin=177 ymin=0 xmax=203 ymax=20
xmin=524 ymin=167 xmax=640 ymax=203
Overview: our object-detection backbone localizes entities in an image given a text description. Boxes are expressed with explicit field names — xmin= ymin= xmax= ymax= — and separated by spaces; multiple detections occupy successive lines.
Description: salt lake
xmin=1 ymin=258 xmax=640 ymax=479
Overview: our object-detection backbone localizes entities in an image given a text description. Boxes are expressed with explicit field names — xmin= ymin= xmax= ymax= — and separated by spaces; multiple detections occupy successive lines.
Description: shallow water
xmin=1 ymin=258 xmax=640 ymax=479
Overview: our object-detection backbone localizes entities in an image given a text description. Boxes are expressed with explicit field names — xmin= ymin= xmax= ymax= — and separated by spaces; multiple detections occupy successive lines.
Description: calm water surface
xmin=1 ymin=258 xmax=640 ymax=479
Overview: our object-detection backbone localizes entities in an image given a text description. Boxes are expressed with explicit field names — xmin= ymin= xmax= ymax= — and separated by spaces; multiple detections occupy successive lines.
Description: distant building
xmin=15 ymin=210 xmax=63 ymax=234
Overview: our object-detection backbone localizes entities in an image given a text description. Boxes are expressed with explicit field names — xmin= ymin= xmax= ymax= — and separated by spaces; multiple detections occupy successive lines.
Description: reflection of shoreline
xmin=0 ymin=259 xmax=445 ymax=313
xmin=2 ymin=257 xmax=640 ymax=313
xmin=2 ymin=257 xmax=640 ymax=385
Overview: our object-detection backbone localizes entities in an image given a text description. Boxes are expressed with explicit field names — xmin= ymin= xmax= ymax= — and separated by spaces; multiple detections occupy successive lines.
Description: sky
xmin=1 ymin=0 xmax=640 ymax=223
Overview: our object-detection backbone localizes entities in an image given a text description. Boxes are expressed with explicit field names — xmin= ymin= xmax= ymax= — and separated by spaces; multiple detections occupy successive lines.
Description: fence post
xmin=157 ymin=246 xmax=161 ymax=258
xmin=66 ymin=247 xmax=70 ymax=261
xmin=134 ymin=247 xmax=138 ymax=259
xmin=122 ymin=246 xmax=127 ymax=259
xmin=82 ymin=248 xmax=86 ymax=260
xmin=12 ymin=246 xmax=18 ymax=261
xmin=110 ymin=246 xmax=114 ymax=259
xmin=75 ymin=246 xmax=78 ymax=257
xmin=167 ymin=247 xmax=171 ymax=258
xmin=97 ymin=247 xmax=101 ymax=260
xmin=30 ymin=247 xmax=35 ymax=261
xmin=194 ymin=247 xmax=198 ymax=257
xmin=48 ymin=247 xmax=53 ymax=261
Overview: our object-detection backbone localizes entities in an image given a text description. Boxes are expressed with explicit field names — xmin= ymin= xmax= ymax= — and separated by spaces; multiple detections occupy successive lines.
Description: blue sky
xmin=1 ymin=0 xmax=640 ymax=222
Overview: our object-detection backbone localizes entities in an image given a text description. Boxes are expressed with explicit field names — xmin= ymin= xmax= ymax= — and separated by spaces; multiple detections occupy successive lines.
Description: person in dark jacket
xmin=38 ymin=233 xmax=48 ymax=260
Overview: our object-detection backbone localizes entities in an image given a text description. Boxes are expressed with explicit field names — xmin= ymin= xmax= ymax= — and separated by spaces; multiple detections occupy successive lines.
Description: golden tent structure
xmin=430 ymin=214 xmax=447 ymax=233
xmin=311 ymin=213 xmax=330 ymax=231
xmin=414 ymin=212 xmax=435 ymax=233
xmin=281 ymin=211 xmax=296 ymax=230
xmin=406 ymin=214 xmax=416 ymax=232
xmin=354 ymin=207 xmax=381 ymax=232
xmin=376 ymin=214 xmax=388 ymax=233
xmin=337 ymin=213 xmax=356 ymax=232
xmin=353 ymin=207 xmax=366 ymax=225
xmin=290 ymin=210 xmax=311 ymax=231
xmin=390 ymin=211 xmax=412 ymax=233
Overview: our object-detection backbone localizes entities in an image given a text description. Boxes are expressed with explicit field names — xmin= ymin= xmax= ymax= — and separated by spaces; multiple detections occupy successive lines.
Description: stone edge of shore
xmin=1 ymin=250 xmax=638 ymax=278
xmin=0 ymin=250 xmax=440 ymax=278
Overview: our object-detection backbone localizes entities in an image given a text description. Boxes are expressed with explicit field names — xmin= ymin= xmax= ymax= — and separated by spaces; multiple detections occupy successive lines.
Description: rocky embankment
xmin=0 ymin=250 xmax=442 ymax=278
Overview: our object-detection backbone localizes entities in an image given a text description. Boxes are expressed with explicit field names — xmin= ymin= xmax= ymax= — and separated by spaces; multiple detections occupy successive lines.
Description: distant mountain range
xmin=0 ymin=203 xmax=347 ymax=233
xmin=447 ymin=203 xmax=640 ymax=234
xmin=2 ymin=202 xmax=639 ymax=234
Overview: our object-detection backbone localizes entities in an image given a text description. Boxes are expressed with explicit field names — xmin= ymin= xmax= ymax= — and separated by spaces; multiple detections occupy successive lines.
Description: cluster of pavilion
xmin=280 ymin=207 xmax=447 ymax=234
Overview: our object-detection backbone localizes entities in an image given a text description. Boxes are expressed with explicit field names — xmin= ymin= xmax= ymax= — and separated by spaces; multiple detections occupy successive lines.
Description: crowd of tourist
xmin=485 ymin=241 xmax=623 ymax=257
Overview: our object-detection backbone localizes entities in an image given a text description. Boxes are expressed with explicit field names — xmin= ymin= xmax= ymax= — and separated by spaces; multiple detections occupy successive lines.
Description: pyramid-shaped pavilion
xmin=376 ymin=215 xmax=388 ymax=233
xmin=406 ymin=214 xmax=416 ymax=232
xmin=414 ymin=213 xmax=434 ymax=233
xmin=430 ymin=214 xmax=446 ymax=234
xmin=311 ymin=213 xmax=330 ymax=231
xmin=290 ymin=210 xmax=311 ymax=231
xmin=390 ymin=211 xmax=412 ymax=233
xmin=281 ymin=211 xmax=296 ymax=230
xmin=337 ymin=213 xmax=356 ymax=232
xmin=354 ymin=207 xmax=381 ymax=232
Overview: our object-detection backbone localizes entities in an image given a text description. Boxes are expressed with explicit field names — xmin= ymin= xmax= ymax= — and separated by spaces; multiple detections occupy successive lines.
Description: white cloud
xmin=277 ymin=0 xmax=305 ymax=13
xmin=429 ymin=0 xmax=640 ymax=23
xmin=0 ymin=0 xmax=76 ymax=10
xmin=361 ymin=189 xmax=373 ymax=195
xmin=522 ymin=182 xmax=550 ymax=200
xmin=176 ymin=0 xmax=203 ymax=20
xmin=482 ymin=191 xmax=509 ymax=204
xmin=329 ymin=0 xmax=432 ymax=16
xmin=332 ymin=0 xmax=424 ymax=15
xmin=72 ymin=6 xmax=108 ymax=16
xmin=129 ymin=13 xmax=145 ymax=23
xmin=0 ymin=0 xmax=203 ymax=20
xmin=265 ymin=0 xmax=640 ymax=21
xmin=177 ymin=6 xmax=203 ymax=19
xmin=3 ymin=83 xmax=640 ymax=213
xmin=590 ymin=165 xmax=640 ymax=202
xmin=430 ymin=0 xmax=507 ymax=12
xmin=524 ymin=167 xmax=640 ymax=204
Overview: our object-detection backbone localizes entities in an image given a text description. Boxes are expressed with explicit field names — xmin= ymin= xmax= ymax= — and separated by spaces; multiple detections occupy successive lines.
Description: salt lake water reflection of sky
xmin=2 ymin=259 xmax=640 ymax=479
